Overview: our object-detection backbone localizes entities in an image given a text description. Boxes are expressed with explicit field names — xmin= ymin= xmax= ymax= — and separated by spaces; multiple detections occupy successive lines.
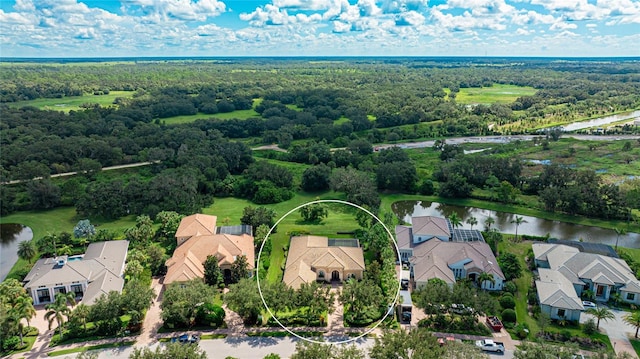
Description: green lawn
xmin=0 ymin=335 xmax=37 ymax=358
xmin=631 ymin=339 xmax=640 ymax=356
xmin=450 ymin=84 xmax=537 ymax=104
xmin=161 ymin=109 xmax=261 ymax=125
xmin=9 ymin=91 xmax=135 ymax=112
xmin=0 ymin=206 xmax=137 ymax=241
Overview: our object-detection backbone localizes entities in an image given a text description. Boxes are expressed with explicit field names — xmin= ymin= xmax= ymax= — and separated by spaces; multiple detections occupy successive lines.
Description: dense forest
xmin=1 ymin=58 xmax=638 ymax=222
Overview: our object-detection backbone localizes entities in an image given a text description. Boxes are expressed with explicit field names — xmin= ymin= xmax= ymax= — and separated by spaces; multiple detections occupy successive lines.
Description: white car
xmin=572 ymin=354 xmax=586 ymax=359
xmin=582 ymin=301 xmax=597 ymax=309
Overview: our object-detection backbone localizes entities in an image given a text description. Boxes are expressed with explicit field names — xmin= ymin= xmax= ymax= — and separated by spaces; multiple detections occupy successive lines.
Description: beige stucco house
xmin=164 ymin=214 xmax=254 ymax=285
xmin=283 ymin=236 xmax=365 ymax=289
xmin=23 ymin=240 xmax=129 ymax=305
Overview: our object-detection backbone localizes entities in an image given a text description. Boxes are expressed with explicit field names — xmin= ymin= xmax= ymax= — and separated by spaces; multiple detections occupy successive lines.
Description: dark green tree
xmin=230 ymin=255 xmax=250 ymax=283
xmin=203 ymin=255 xmax=223 ymax=287
xmin=497 ymin=253 xmax=523 ymax=281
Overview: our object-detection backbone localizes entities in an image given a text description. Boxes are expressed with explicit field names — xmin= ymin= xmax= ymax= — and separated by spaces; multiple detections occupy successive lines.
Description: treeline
xmin=432 ymin=143 xmax=632 ymax=220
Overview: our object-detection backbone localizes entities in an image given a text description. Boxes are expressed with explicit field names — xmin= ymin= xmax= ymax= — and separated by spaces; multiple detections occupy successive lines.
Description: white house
xmin=23 ymin=241 xmax=129 ymax=305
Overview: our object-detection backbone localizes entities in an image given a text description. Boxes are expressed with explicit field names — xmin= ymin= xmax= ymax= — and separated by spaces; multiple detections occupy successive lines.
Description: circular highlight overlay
xmin=256 ymin=199 xmax=403 ymax=345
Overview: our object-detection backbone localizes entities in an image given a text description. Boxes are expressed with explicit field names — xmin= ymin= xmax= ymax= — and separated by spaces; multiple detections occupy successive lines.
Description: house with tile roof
xmin=23 ymin=240 xmax=129 ymax=305
xmin=395 ymin=216 xmax=504 ymax=290
xmin=164 ymin=214 xmax=254 ymax=285
xmin=283 ymin=236 xmax=365 ymax=289
xmin=533 ymin=243 xmax=640 ymax=309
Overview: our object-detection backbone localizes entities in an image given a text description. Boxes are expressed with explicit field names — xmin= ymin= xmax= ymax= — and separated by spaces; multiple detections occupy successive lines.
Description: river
xmin=392 ymin=201 xmax=639 ymax=249
xmin=562 ymin=110 xmax=640 ymax=132
xmin=0 ymin=223 xmax=33 ymax=281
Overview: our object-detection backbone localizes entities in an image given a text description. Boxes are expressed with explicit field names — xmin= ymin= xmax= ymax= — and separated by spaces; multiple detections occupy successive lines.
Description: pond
xmin=1 ymin=223 xmax=34 ymax=281
xmin=392 ymin=201 xmax=639 ymax=249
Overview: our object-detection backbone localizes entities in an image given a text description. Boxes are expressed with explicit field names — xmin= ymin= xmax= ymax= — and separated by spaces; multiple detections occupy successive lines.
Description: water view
xmin=562 ymin=110 xmax=640 ymax=132
xmin=0 ymin=223 xmax=33 ymax=281
xmin=392 ymin=201 xmax=639 ymax=249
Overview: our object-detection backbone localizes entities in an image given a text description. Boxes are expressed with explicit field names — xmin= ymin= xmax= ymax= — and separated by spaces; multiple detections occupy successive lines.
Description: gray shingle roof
xmin=536 ymin=268 xmax=584 ymax=310
xmin=23 ymin=241 xmax=128 ymax=304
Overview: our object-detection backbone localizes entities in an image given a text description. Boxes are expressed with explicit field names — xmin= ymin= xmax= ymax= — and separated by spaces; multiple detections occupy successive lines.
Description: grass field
xmin=448 ymin=84 xmax=537 ymax=104
xmin=161 ymin=109 xmax=261 ymax=125
xmin=47 ymin=341 xmax=135 ymax=357
xmin=9 ymin=91 xmax=135 ymax=112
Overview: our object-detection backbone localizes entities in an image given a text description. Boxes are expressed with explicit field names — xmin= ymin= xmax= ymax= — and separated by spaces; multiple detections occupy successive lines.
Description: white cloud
xmin=123 ymin=0 xmax=226 ymax=21
xmin=515 ymin=27 xmax=534 ymax=35
xmin=511 ymin=10 xmax=556 ymax=25
xmin=550 ymin=20 xmax=577 ymax=29
xmin=396 ymin=10 xmax=425 ymax=26
xmin=14 ymin=0 xmax=35 ymax=12
xmin=272 ymin=0 xmax=333 ymax=10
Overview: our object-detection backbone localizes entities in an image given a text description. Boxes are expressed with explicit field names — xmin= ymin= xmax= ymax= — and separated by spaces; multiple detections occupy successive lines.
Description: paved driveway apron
xmin=582 ymin=305 xmax=639 ymax=358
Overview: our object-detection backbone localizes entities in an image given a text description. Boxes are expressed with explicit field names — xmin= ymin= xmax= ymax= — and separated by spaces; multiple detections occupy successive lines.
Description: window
xmin=318 ymin=271 xmax=325 ymax=278
xmin=71 ymin=284 xmax=83 ymax=299
xmin=37 ymin=289 xmax=51 ymax=303
xmin=627 ymin=293 xmax=636 ymax=301
xmin=54 ymin=286 xmax=66 ymax=295
xmin=557 ymin=309 xmax=566 ymax=318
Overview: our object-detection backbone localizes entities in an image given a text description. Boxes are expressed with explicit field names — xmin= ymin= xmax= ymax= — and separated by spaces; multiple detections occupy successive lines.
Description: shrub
xmin=502 ymin=309 xmax=516 ymax=323
xmin=582 ymin=318 xmax=597 ymax=335
xmin=2 ymin=336 xmax=20 ymax=351
xmin=503 ymin=281 xmax=517 ymax=294
xmin=514 ymin=323 xmax=529 ymax=339
xmin=196 ymin=302 xmax=225 ymax=327
xmin=500 ymin=295 xmax=516 ymax=310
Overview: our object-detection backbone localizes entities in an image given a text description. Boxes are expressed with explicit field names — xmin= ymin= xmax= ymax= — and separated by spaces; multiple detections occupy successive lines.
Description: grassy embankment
xmin=8 ymin=91 xmax=135 ymax=112
xmin=47 ymin=341 xmax=135 ymax=357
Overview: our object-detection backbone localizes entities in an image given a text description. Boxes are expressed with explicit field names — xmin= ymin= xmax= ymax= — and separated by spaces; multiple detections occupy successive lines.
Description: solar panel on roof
xmin=451 ymin=229 xmax=485 ymax=242
xmin=216 ymin=225 xmax=252 ymax=236
xmin=327 ymin=238 xmax=360 ymax=247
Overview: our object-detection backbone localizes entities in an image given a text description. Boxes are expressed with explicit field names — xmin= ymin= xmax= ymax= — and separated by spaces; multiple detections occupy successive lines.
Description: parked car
xmin=450 ymin=303 xmax=474 ymax=315
xmin=171 ymin=334 xmax=200 ymax=344
xmin=582 ymin=301 xmax=597 ymax=309
xmin=572 ymin=355 xmax=585 ymax=359
xmin=475 ymin=339 xmax=505 ymax=353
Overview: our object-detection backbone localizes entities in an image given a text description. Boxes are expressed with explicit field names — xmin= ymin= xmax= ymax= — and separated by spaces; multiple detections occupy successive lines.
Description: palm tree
xmin=476 ymin=272 xmax=495 ymax=290
xmin=510 ymin=216 xmax=527 ymax=242
xmin=448 ymin=213 xmax=462 ymax=229
xmin=14 ymin=295 xmax=36 ymax=328
xmin=484 ymin=217 xmax=495 ymax=232
xmin=585 ymin=307 xmax=615 ymax=330
xmin=45 ymin=295 xmax=72 ymax=339
xmin=17 ymin=240 xmax=37 ymax=264
xmin=7 ymin=309 xmax=25 ymax=346
xmin=614 ymin=227 xmax=627 ymax=251
xmin=466 ymin=216 xmax=478 ymax=231
xmin=72 ymin=304 xmax=90 ymax=332
xmin=623 ymin=311 xmax=640 ymax=338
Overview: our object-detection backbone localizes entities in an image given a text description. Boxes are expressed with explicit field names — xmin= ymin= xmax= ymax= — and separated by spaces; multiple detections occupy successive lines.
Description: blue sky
xmin=1 ymin=0 xmax=639 ymax=57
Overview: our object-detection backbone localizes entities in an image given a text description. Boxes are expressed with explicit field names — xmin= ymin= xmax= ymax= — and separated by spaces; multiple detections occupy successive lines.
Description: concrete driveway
xmin=581 ymin=305 xmax=639 ymax=358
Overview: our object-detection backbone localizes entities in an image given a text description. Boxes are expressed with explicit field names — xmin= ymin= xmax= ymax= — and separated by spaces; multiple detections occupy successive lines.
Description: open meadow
xmin=450 ymin=84 xmax=537 ymax=104
xmin=8 ymin=91 xmax=135 ymax=112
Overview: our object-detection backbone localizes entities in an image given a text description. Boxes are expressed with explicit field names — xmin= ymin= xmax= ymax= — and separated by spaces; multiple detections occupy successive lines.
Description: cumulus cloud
xmin=122 ymin=0 xmax=226 ymax=21
xmin=0 ymin=0 xmax=637 ymax=57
